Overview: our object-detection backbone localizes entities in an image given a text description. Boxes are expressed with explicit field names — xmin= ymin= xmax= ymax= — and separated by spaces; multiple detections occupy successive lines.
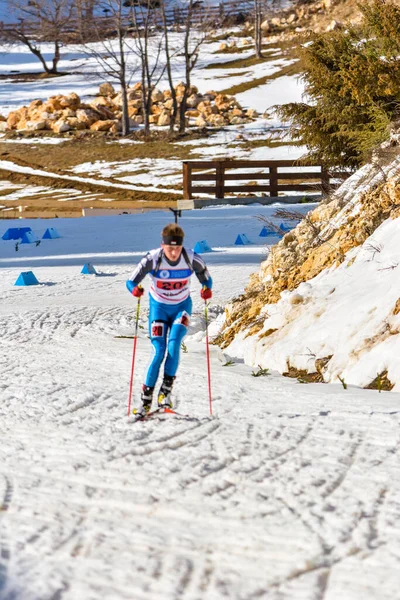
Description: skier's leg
xmin=164 ymin=297 xmax=192 ymax=378
xmin=143 ymin=297 xmax=169 ymax=388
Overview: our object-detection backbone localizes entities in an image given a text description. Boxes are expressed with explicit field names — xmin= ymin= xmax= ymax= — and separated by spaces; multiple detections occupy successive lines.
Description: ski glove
xmin=132 ymin=285 xmax=144 ymax=298
xmin=201 ymin=286 xmax=212 ymax=300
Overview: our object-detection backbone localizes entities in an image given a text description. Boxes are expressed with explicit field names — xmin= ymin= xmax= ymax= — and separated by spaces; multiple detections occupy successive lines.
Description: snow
xmin=1 ymin=204 xmax=400 ymax=600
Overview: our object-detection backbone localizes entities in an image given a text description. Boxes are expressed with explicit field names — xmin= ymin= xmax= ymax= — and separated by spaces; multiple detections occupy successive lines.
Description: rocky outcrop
xmin=0 ymin=82 xmax=258 ymax=135
xmin=215 ymin=144 xmax=400 ymax=349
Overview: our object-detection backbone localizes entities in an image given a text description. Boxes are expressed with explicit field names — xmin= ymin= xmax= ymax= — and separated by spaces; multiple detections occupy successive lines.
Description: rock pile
xmin=0 ymin=82 xmax=258 ymax=135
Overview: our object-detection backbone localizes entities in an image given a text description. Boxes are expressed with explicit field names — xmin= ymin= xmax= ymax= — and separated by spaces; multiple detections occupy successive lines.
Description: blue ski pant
xmin=144 ymin=296 xmax=192 ymax=388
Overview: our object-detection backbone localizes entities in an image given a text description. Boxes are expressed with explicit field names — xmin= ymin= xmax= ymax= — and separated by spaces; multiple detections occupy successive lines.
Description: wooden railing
xmin=182 ymin=160 xmax=351 ymax=200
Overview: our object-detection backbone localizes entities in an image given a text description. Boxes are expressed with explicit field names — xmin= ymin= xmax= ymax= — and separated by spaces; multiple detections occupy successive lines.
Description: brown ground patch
xmin=365 ymin=370 xmax=394 ymax=392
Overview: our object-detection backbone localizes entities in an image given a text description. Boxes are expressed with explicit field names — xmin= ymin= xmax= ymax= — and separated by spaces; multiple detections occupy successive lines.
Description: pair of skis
xmin=133 ymin=406 xmax=188 ymax=423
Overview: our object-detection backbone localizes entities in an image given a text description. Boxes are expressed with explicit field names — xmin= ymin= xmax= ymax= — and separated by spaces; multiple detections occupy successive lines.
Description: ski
xmin=132 ymin=407 xmax=190 ymax=422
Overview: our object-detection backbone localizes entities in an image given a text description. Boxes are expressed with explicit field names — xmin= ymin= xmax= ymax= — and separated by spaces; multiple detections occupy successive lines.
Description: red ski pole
xmin=127 ymin=296 xmax=141 ymax=416
xmin=204 ymin=299 xmax=213 ymax=415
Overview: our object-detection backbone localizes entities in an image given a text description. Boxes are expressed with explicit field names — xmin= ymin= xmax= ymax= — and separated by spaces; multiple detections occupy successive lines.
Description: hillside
xmin=214 ymin=134 xmax=400 ymax=390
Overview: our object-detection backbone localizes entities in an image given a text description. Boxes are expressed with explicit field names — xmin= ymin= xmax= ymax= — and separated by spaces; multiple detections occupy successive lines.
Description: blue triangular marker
xmin=42 ymin=227 xmax=60 ymax=239
xmin=14 ymin=271 xmax=39 ymax=286
xmin=194 ymin=240 xmax=212 ymax=253
xmin=20 ymin=231 xmax=39 ymax=244
xmin=81 ymin=263 xmax=97 ymax=275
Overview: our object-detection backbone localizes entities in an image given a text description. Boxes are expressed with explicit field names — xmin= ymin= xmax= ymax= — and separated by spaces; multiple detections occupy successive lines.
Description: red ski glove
xmin=201 ymin=286 xmax=212 ymax=300
xmin=132 ymin=285 xmax=144 ymax=298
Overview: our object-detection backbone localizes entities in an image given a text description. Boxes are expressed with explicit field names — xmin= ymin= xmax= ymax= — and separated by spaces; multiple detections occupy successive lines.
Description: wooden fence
xmin=182 ymin=160 xmax=351 ymax=200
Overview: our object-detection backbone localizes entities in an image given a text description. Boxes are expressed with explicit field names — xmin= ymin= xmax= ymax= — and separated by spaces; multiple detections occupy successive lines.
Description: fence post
xmin=183 ymin=162 xmax=192 ymax=199
xmin=269 ymin=165 xmax=278 ymax=197
xmin=215 ymin=162 xmax=225 ymax=199
xmin=321 ymin=168 xmax=330 ymax=195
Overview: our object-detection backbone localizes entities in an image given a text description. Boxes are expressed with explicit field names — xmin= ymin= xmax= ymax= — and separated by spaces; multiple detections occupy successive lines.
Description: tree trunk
xmin=50 ymin=40 xmax=61 ymax=74
xmin=254 ymin=0 xmax=263 ymax=59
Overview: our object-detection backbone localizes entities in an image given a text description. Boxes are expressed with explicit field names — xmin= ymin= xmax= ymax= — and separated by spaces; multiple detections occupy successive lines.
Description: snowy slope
xmin=1 ymin=206 xmax=400 ymax=600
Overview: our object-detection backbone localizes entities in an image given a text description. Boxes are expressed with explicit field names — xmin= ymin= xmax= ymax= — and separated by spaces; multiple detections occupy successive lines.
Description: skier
xmin=126 ymin=223 xmax=213 ymax=416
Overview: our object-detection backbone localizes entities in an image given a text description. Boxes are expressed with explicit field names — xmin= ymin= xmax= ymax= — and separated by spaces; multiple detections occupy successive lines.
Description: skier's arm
xmin=193 ymin=254 xmax=213 ymax=298
xmin=126 ymin=253 xmax=153 ymax=295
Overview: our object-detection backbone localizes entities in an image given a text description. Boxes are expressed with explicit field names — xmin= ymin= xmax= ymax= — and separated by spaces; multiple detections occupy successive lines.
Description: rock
xmin=99 ymin=82 xmax=115 ymax=96
xmin=25 ymin=120 xmax=47 ymax=131
xmin=287 ymin=13 xmax=297 ymax=24
xmin=7 ymin=111 xmax=21 ymax=129
xmin=128 ymin=106 xmax=139 ymax=117
xmin=28 ymin=99 xmax=43 ymax=112
xmin=52 ymin=119 xmax=71 ymax=133
xmin=261 ymin=19 xmax=270 ymax=31
xmin=186 ymin=109 xmax=200 ymax=118
xmin=326 ymin=19 xmax=341 ymax=31
xmin=163 ymin=98 xmax=174 ymax=110
xmin=195 ymin=116 xmax=207 ymax=128
xmin=150 ymin=104 xmax=162 ymax=115
xmin=66 ymin=117 xmax=87 ymax=130
xmin=246 ymin=108 xmax=258 ymax=118
xmin=132 ymin=115 xmax=143 ymax=125
xmin=62 ymin=108 xmax=76 ymax=118
xmin=90 ymin=119 xmax=117 ymax=132
xmin=219 ymin=42 xmax=228 ymax=51
xmin=231 ymin=108 xmax=244 ymax=117
xmin=91 ymin=96 xmax=116 ymax=110
xmin=0 ymin=121 xmax=8 ymax=132
xmin=197 ymin=100 xmax=211 ymax=114
xmin=158 ymin=110 xmax=171 ymax=127
xmin=186 ymin=93 xmax=201 ymax=108
xmin=204 ymin=91 xmax=217 ymax=100
xmin=207 ymin=114 xmax=225 ymax=127
xmin=151 ymin=89 xmax=164 ymax=103
xmin=128 ymin=98 xmax=142 ymax=110
xmin=59 ymin=93 xmax=81 ymax=109
xmin=76 ymin=108 xmax=101 ymax=126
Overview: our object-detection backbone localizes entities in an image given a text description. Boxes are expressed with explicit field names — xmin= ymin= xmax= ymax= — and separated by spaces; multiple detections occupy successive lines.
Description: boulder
xmin=246 ymin=108 xmax=258 ymax=118
xmin=52 ymin=119 xmax=71 ymax=133
xmin=90 ymin=119 xmax=117 ymax=132
xmin=59 ymin=93 xmax=81 ymax=109
xmin=76 ymin=108 xmax=101 ymax=126
xmin=28 ymin=99 xmax=43 ymax=112
xmin=99 ymin=82 xmax=115 ymax=96
xmin=7 ymin=111 xmax=21 ymax=129
xmin=0 ymin=121 xmax=8 ymax=132
xmin=128 ymin=106 xmax=139 ymax=117
xmin=66 ymin=117 xmax=87 ymax=130
xmin=207 ymin=114 xmax=225 ymax=127
xmin=151 ymin=89 xmax=164 ymax=103
xmin=163 ymin=98 xmax=174 ymax=110
xmin=195 ymin=116 xmax=207 ymax=128
xmin=62 ymin=108 xmax=76 ymax=118
xmin=186 ymin=93 xmax=201 ymax=108
xmin=158 ymin=110 xmax=171 ymax=127
xmin=186 ymin=109 xmax=200 ymax=118
xmin=25 ymin=120 xmax=47 ymax=131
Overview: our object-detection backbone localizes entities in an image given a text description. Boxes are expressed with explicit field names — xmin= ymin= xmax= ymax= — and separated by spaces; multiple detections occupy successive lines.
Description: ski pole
xmin=127 ymin=296 xmax=141 ymax=416
xmin=204 ymin=299 xmax=213 ymax=415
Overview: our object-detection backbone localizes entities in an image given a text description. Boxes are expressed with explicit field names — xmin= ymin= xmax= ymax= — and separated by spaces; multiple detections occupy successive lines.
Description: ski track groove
xmin=2 ymin=304 xmax=400 ymax=599
xmin=0 ymin=475 xmax=13 ymax=596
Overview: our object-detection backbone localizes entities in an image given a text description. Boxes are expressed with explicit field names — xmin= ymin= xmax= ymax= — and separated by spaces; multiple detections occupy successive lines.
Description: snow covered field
xmin=1 ymin=206 xmax=400 ymax=600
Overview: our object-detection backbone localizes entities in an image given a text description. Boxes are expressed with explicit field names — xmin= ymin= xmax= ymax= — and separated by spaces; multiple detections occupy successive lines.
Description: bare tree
xmin=2 ymin=0 xmax=75 ymax=74
xmin=128 ymin=0 xmax=167 ymax=136
xmin=77 ymin=0 xmax=139 ymax=135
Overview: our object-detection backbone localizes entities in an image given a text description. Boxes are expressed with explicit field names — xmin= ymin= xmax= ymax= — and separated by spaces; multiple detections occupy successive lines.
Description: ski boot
xmin=133 ymin=385 xmax=154 ymax=417
xmin=157 ymin=375 xmax=175 ymax=409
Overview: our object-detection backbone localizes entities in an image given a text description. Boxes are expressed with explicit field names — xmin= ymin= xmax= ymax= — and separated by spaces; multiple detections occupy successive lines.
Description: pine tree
xmin=276 ymin=0 xmax=400 ymax=168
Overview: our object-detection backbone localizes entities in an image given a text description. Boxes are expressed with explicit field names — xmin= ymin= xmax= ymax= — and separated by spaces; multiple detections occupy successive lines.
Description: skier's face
xmin=162 ymin=244 xmax=183 ymax=262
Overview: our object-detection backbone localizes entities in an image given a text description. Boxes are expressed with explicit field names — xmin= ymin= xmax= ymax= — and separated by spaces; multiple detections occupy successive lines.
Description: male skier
xmin=126 ymin=223 xmax=213 ymax=416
